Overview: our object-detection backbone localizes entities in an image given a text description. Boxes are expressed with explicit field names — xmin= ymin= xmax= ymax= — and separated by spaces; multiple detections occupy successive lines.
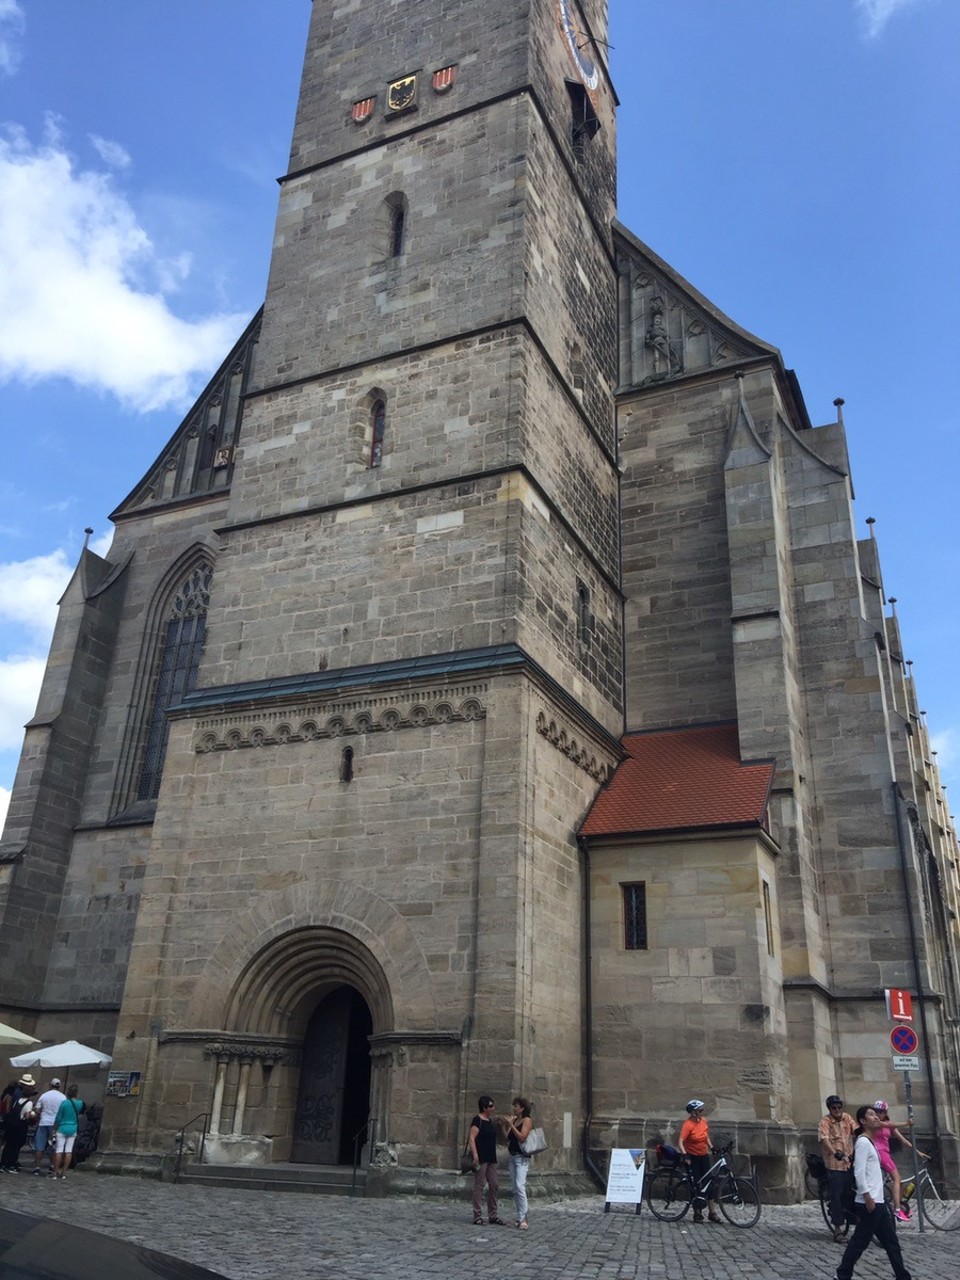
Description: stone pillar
xmin=232 ymin=1058 xmax=252 ymax=1136
xmin=209 ymin=1058 xmax=229 ymax=1135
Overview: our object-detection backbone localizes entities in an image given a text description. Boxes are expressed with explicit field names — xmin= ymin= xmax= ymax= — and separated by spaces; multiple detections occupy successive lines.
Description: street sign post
xmin=884 ymin=1004 xmax=924 ymax=1232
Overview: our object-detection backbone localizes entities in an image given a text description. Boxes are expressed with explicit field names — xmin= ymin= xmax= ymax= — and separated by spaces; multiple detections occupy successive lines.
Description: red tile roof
xmin=580 ymin=722 xmax=774 ymax=839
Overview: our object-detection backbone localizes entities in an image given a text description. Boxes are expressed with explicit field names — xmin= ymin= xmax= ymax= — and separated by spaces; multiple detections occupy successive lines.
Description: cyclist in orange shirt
xmin=678 ymin=1099 xmax=720 ymax=1224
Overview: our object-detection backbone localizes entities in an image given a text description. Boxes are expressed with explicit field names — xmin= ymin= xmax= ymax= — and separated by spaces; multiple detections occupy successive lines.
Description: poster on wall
xmin=106 ymin=1071 xmax=142 ymax=1098
xmin=604 ymin=1148 xmax=645 ymax=1214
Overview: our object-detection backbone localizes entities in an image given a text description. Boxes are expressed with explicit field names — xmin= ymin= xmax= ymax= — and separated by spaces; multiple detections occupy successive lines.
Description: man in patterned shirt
xmin=819 ymin=1094 xmax=856 ymax=1241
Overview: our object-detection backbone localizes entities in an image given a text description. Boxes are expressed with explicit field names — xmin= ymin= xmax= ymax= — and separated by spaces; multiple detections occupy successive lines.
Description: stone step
xmin=176 ymin=1162 xmax=366 ymax=1196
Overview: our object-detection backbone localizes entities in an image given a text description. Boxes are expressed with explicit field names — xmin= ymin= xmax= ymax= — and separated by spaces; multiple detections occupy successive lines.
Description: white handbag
xmin=521 ymin=1126 xmax=547 ymax=1155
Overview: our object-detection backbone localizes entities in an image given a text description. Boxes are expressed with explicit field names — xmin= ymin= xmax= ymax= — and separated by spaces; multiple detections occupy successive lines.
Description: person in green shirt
xmin=52 ymin=1084 xmax=85 ymax=1180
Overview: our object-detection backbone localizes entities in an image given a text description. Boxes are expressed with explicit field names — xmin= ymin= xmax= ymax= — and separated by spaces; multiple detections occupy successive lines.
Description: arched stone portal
xmin=208 ymin=926 xmax=393 ymax=1164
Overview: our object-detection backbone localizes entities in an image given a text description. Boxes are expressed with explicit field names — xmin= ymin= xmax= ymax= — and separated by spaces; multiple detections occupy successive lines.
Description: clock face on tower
xmin=558 ymin=0 xmax=600 ymax=92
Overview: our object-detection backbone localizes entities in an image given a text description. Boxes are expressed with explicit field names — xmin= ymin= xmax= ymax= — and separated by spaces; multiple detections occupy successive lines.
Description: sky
xmin=0 ymin=0 xmax=957 ymax=834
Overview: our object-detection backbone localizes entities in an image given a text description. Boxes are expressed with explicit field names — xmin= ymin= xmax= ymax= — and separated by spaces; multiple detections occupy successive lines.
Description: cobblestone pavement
xmin=0 ymin=1171 xmax=956 ymax=1280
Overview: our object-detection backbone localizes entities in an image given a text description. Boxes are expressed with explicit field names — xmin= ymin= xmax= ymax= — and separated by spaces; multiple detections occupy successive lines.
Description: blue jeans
xmin=509 ymin=1154 xmax=530 ymax=1222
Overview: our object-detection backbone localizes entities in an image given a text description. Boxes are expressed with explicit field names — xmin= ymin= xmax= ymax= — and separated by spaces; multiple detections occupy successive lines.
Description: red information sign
xmin=886 ymin=988 xmax=913 ymax=1023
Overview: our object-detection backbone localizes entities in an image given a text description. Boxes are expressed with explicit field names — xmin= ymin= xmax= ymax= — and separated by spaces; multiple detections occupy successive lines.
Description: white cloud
xmin=855 ymin=0 xmax=925 ymax=38
xmin=89 ymin=134 xmax=132 ymax=170
xmin=0 ymin=653 xmax=47 ymax=751
xmin=0 ymin=0 xmax=24 ymax=77
xmin=0 ymin=121 xmax=248 ymax=412
xmin=0 ymin=785 xmax=10 ymax=834
xmin=930 ymin=727 xmax=957 ymax=772
xmin=0 ymin=548 xmax=73 ymax=636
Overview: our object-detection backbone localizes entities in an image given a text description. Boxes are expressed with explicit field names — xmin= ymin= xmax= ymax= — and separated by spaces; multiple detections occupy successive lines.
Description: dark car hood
xmin=0 ymin=1208 xmax=232 ymax=1279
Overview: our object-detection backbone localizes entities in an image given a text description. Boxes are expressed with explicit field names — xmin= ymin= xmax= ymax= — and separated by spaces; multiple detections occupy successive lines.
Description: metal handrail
xmin=173 ymin=1112 xmax=210 ymax=1183
xmin=351 ymin=1116 xmax=377 ymax=1195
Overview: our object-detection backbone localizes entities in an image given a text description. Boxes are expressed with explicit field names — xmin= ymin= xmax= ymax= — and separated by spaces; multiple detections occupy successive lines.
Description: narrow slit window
xmin=340 ymin=746 xmax=354 ymax=783
xmin=576 ymin=580 xmax=592 ymax=644
xmin=390 ymin=203 xmax=406 ymax=257
xmin=369 ymin=399 xmax=386 ymax=467
xmin=622 ymin=882 xmax=647 ymax=951
xmin=762 ymin=879 xmax=775 ymax=957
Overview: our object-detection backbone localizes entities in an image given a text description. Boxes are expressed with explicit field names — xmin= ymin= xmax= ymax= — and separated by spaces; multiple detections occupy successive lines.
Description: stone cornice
xmin=368 ymin=1031 xmax=462 ymax=1053
xmin=157 ymin=1029 xmax=298 ymax=1064
xmin=193 ymin=687 xmax=486 ymax=753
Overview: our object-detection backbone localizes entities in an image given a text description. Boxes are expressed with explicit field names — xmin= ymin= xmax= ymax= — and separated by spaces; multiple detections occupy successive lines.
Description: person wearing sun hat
xmin=0 ymin=1074 xmax=38 ymax=1171
xmin=871 ymin=1100 xmax=928 ymax=1222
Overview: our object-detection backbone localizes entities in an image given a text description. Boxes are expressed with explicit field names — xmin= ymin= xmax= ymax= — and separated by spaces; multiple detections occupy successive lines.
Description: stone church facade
xmin=2 ymin=1 xmax=958 ymax=1197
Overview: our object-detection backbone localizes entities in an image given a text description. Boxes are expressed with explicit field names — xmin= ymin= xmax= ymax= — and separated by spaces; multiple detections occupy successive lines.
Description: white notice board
xmin=604 ymin=1148 xmax=645 ymax=1213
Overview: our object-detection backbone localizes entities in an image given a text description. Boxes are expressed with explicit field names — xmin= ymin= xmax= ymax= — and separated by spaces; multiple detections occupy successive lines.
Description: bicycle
xmin=901 ymin=1156 xmax=960 ymax=1231
xmin=805 ymin=1152 xmax=844 ymax=1233
xmin=646 ymin=1140 xmax=761 ymax=1228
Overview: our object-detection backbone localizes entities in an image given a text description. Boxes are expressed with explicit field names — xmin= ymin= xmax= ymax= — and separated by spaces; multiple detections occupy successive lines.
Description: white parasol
xmin=0 ymin=1021 xmax=40 ymax=1048
xmin=9 ymin=1039 xmax=113 ymax=1070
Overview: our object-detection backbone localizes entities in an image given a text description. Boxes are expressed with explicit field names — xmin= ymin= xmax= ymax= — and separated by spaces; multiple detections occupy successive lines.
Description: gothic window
xmin=622 ymin=882 xmax=647 ymax=950
xmin=136 ymin=560 xmax=212 ymax=802
xmin=369 ymin=399 xmax=386 ymax=467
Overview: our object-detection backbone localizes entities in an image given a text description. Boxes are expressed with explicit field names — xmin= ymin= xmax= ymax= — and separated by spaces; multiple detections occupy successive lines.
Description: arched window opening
xmin=384 ymin=192 xmax=408 ymax=259
xmin=390 ymin=203 xmax=405 ymax=257
xmin=136 ymin=560 xmax=212 ymax=801
xmin=340 ymin=746 xmax=354 ymax=784
xmin=369 ymin=399 xmax=386 ymax=468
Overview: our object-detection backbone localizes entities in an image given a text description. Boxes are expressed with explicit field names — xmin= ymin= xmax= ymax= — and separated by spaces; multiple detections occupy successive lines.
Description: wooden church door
xmin=291 ymin=986 xmax=371 ymax=1164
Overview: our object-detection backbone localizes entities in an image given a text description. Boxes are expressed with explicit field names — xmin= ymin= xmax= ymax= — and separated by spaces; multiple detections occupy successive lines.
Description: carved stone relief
xmin=618 ymin=254 xmax=755 ymax=389
xmin=535 ymin=709 xmax=611 ymax=783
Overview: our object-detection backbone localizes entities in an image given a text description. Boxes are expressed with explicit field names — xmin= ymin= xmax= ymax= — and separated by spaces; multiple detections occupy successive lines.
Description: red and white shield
xmin=351 ymin=97 xmax=375 ymax=124
xmin=432 ymin=66 xmax=456 ymax=94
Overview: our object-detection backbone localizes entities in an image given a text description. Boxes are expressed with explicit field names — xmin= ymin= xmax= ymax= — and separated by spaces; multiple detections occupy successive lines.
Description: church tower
xmin=94 ymin=0 xmax=622 ymax=1178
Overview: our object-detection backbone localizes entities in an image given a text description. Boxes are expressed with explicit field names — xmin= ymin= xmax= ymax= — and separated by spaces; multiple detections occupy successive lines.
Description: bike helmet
xmin=873 ymin=1100 xmax=889 ymax=1113
xmin=685 ymin=1099 xmax=705 ymax=1112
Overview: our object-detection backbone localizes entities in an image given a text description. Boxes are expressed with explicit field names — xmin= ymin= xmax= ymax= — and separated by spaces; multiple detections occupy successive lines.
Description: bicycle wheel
xmin=645 ymin=1166 xmax=693 ymax=1221
xmin=716 ymin=1174 xmax=762 ymax=1227
xmin=919 ymin=1175 xmax=960 ymax=1231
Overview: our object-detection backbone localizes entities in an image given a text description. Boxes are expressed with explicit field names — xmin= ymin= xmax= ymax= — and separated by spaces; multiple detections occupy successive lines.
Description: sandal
xmin=519 ymin=1220 xmax=528 ymax=1230
xmin=489 ymin=1216 xmax=506 ymax=1226
xmin=473 ymin=1216 xmax=484 ymax=1226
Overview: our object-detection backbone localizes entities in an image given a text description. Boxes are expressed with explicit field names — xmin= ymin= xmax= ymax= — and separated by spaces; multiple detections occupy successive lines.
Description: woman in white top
xmin=834 ymin=1105 xmax=912 ymax=1280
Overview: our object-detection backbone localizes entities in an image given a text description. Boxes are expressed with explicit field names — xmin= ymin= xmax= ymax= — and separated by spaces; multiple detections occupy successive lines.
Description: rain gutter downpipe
xmin=892 ymin=781 xmax=943 ymax=1149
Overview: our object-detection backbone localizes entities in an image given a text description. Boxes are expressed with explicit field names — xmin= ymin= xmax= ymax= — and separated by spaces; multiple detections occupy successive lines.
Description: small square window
xmin=622 ymin=882 xmax=647 ymax=950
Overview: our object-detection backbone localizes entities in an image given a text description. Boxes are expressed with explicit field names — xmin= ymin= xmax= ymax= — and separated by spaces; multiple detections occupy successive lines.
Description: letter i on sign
xmin=886 ymin=988 xmax=914 ymax=1022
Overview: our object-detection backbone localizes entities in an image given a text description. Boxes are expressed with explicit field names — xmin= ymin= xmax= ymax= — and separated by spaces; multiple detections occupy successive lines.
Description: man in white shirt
xmin=32 ymin=1078 xmax=66 ymax=1175
xmin=834 ymin=1105 xmax=912 ymax=1280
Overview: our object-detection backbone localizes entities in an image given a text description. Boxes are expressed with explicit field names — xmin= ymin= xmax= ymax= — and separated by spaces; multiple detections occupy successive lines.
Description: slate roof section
xmin=580 ymin=722 xmax=774 ymax=839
